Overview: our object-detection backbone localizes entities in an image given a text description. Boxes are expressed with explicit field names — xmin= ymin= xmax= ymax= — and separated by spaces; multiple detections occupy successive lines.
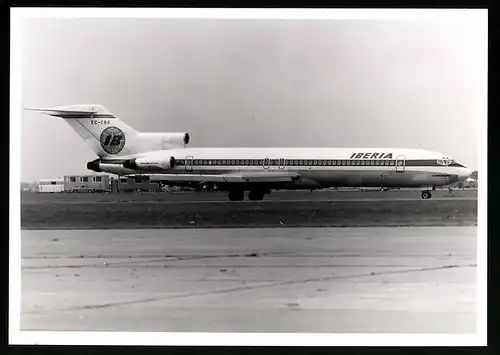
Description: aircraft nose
xmin=459 ymin=167 xmax=472 ymax=180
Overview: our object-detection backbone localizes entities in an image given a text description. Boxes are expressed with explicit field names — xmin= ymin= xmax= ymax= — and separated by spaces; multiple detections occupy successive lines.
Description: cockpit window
xmin=437 ymin=157 xmax=455 ymax=166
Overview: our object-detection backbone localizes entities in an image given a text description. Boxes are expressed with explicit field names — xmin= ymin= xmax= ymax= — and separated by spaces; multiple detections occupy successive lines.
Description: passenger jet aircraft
xmin=27 ymin=105 xmax=472 ymax=201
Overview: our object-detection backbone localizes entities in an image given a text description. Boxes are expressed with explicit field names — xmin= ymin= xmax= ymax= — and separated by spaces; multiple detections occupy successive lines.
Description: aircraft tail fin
xmin=26 ymin=105 xmax=139 ymax=158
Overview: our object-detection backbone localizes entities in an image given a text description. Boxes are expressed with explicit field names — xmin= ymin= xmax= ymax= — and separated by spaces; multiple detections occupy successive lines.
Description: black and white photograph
xmin=10 ymin=8 xmax=487 ymax=346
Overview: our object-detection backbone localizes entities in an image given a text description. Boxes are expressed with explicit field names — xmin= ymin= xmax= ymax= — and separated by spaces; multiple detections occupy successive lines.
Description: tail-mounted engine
xmin=161 ymin=133 xmax=190 ymax=147
xmin=87 ymin=156 xmax=176 ymax=175
xmin=123 ymin=156 xmax=176 ymax=170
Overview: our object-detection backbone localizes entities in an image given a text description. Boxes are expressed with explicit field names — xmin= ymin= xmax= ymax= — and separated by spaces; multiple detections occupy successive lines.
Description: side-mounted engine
xmin=122 ymin=156 xmax=176 ymax=171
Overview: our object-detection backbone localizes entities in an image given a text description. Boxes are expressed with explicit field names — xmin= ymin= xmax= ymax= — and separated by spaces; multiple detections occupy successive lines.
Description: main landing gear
xmin=228 ymin=189 xmax=244 ymax=201
xmin=248 ymin=190 xmax=265 ymax=201
xmin=228 ymin=189 xmax=266 ymax=201
xmin=421 ymin=190 xmax=432 ymax=199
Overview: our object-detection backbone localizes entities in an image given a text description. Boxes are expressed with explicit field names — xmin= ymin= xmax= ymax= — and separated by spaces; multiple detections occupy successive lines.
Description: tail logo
xmin=100 ymin=126 xmax=126 ymax=154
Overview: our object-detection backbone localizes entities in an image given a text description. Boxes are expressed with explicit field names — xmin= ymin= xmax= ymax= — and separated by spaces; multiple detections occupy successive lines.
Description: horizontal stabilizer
xmin=25 ymin=105 xmax=114 ymax=119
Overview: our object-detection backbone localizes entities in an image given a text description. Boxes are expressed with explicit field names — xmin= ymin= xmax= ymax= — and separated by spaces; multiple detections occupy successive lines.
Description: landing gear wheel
xmin=248 ymin=191 xmax=265 ymax=201
xmin=421 ymin=191 xmax=432 ymax=199
xmin=228 ymin=190 xmax=245 ymax=201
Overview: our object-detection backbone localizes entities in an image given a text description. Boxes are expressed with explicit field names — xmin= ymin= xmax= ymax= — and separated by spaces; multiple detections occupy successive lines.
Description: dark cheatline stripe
xmin=100 ymin=158 xmax=466 ymax=168
xmin=405 ymin=160 xmax=466 ymax=168
xmin=60 ymin=114 xmax=115 ymax=119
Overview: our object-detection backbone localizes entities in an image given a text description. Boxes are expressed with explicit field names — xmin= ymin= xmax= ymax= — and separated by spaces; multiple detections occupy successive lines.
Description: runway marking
xmin=22 ymin=252 xmax=291 ymax=269
xmin=41 ymin=263 xmax=476 ymax=314
xmin=23 ymin=251 xmax=470 ymax=260
xmin=22 ymin=252 xmax=475 ymax=270
xmin=22 ymin=197 xmax=478 ymax=205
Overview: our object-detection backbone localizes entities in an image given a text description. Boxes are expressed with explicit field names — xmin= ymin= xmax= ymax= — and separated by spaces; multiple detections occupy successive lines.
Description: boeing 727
xmin=27 ymin=105 xmax=472 ymax=201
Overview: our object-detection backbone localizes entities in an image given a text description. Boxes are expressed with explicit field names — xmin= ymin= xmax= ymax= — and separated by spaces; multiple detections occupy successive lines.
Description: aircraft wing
xmin=148 ymin=171 xmax=300 ymax=184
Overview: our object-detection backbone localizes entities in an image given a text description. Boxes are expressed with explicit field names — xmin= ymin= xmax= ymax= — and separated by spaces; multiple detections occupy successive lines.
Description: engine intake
xmin=87 ymin=159 xmax=102 ymax=172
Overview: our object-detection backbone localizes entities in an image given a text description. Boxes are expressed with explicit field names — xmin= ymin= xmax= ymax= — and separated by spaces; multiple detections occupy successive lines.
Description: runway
xmin=21 ymin=226 xmax=477 ymax=333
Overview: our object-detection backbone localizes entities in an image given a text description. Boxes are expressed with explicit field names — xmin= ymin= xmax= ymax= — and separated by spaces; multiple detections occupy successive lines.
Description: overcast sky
xmin=19 ymin=13 xmax=486 ymax=181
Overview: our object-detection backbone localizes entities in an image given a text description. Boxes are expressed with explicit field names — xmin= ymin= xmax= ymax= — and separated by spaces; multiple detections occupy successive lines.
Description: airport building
xmin=64 ymin=175 xmax=111 ymax=192
xmin=37 ymin=178 xmax=65 ymax=193
xmin=113 ymin=175 xmax=162 ymax=192
xmin=35 ymin=174 xmax=162 ymax=193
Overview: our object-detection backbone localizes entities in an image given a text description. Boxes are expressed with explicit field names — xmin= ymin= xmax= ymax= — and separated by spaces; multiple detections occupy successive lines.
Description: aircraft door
xmin=185 ymin=156 xmax=193 ymax=172
xmin=395 ymin=155 xmax=406 ymax=173
xmin=263 ymin=158 xmax=270 ymax=170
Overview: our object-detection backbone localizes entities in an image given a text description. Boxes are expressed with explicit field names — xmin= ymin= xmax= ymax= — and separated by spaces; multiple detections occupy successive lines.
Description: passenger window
xmin=347 ymin=160 xmax=351 ymax=165
xmin=342 ymin=160 xmax=346 ymax=165
xmin=390 ymin=160 xmax=395 ymax=166
xmin=327 ymin=160 xmax=332 ymax=166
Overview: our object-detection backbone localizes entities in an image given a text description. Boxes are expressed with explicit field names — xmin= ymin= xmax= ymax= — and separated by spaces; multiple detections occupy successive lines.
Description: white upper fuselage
xmin=98 ymin=147 xmax=471 ymax=189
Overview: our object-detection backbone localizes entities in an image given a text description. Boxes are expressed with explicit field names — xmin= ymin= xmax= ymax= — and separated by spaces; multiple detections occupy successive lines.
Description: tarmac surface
xmin=21 ymin=226 xmax=477 ymax=333
xmin=21 ymin=190 xmax=478 ymax=229
xmin=21 ymin=188 xmax=478 ymax=203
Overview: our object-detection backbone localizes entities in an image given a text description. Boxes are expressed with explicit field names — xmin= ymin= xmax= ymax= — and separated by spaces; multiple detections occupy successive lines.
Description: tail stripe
xmin=74 ymin=119 xmax=101 ymax=141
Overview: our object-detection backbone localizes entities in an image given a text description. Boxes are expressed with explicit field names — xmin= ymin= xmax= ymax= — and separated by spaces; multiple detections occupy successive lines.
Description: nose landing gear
xmin=421 ymin=190 xmax=432 ymax=199
xmin=228 ymin=189 xmax=267 ymax=201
